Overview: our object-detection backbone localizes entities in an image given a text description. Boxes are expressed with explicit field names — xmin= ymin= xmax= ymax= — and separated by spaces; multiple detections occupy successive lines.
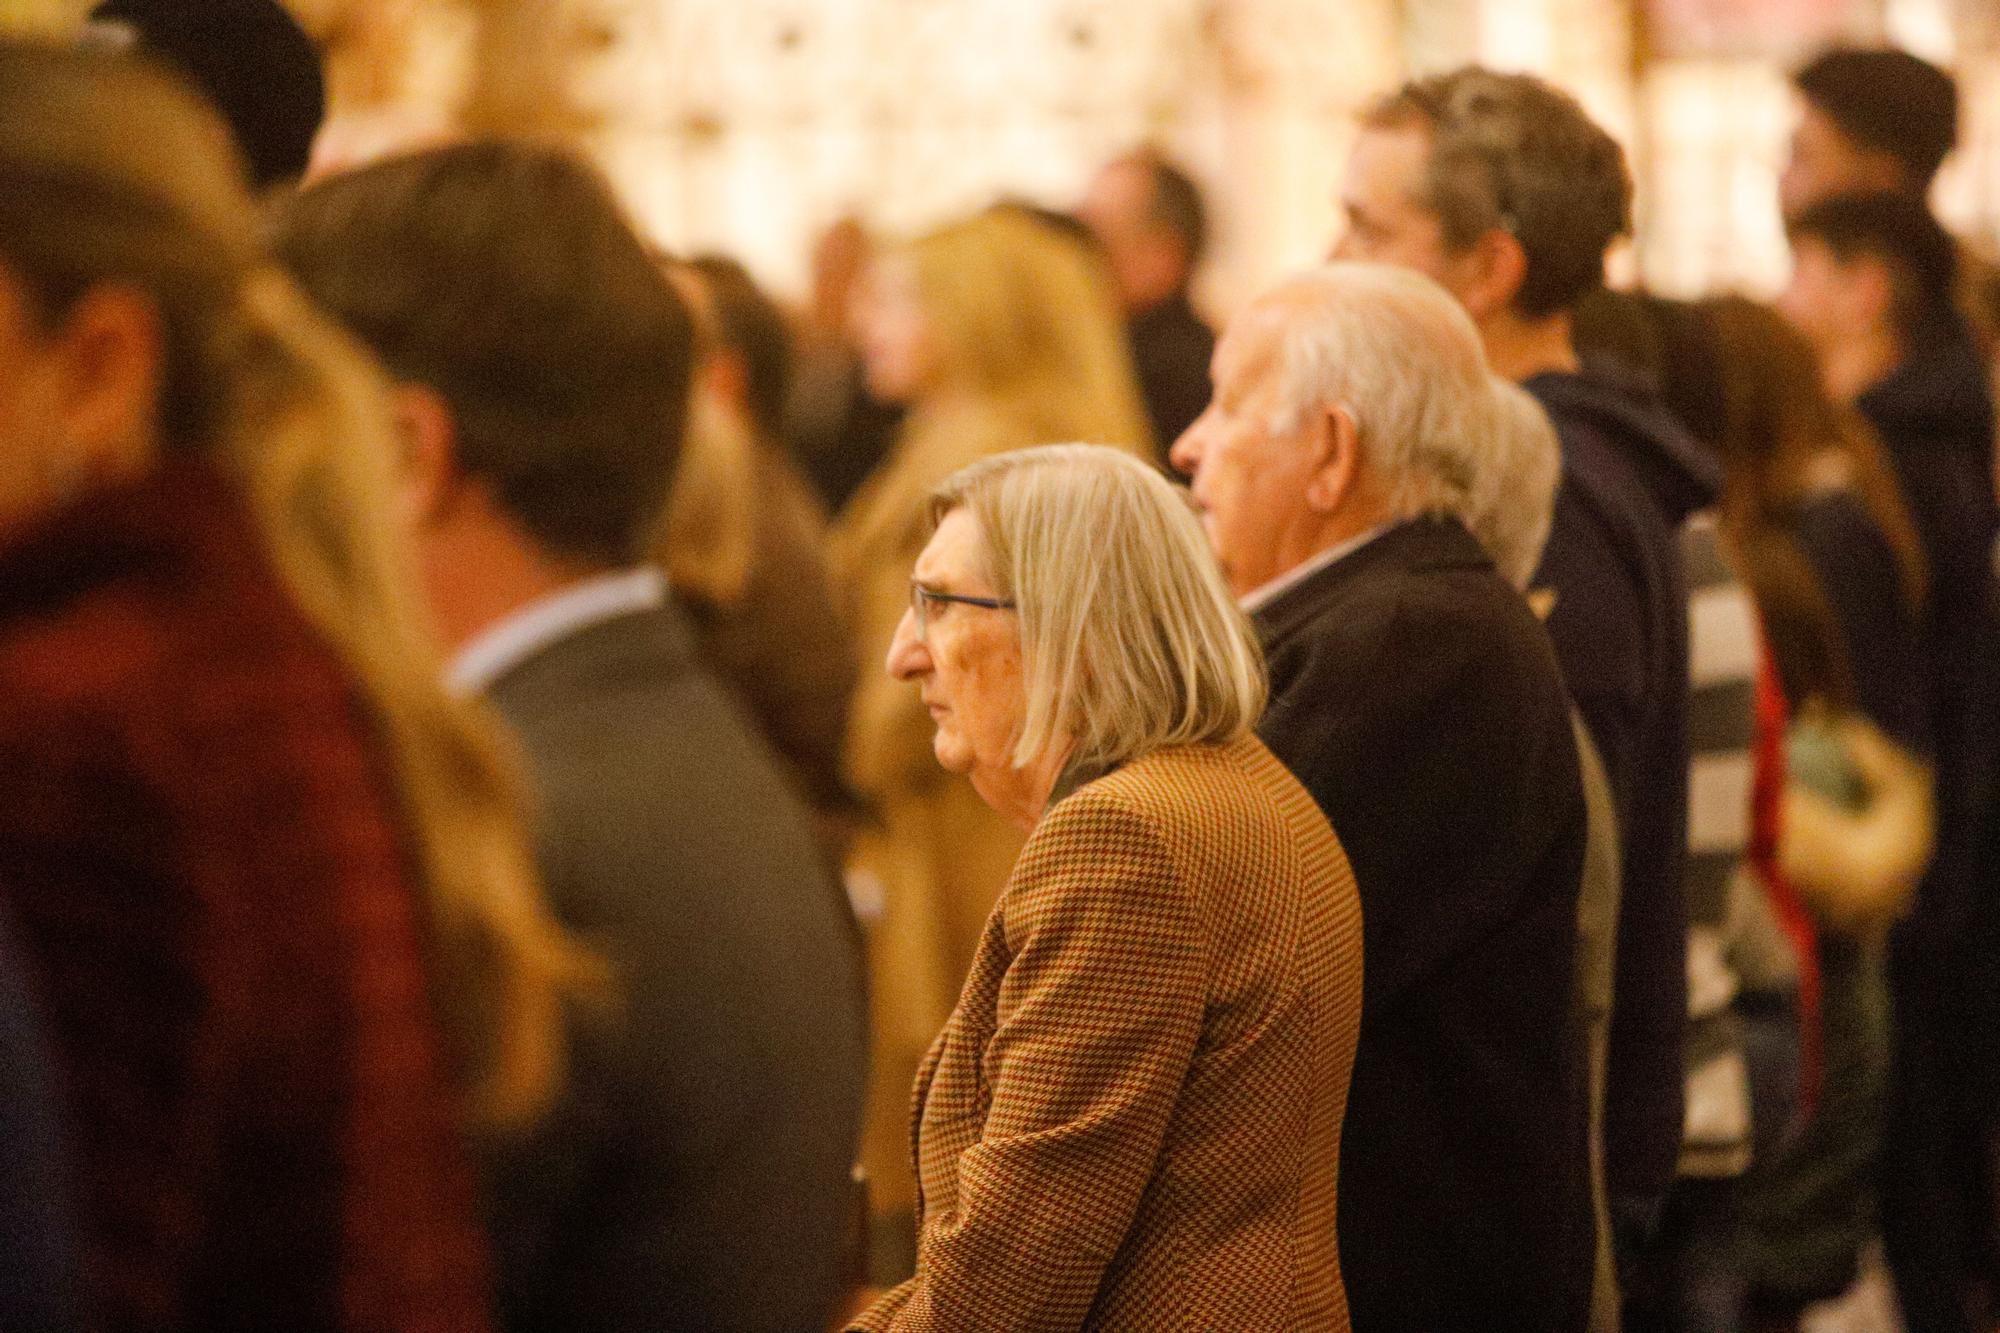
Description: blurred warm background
xmin=7 ymin=0 xmax=1995 ymax=310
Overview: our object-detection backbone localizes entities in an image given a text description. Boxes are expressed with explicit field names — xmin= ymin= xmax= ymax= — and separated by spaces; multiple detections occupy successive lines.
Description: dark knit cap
xmin=88 ymin=0 xmax=326 ymax=189
xmin=1795 ymin=47 xmax=1958 ymax=188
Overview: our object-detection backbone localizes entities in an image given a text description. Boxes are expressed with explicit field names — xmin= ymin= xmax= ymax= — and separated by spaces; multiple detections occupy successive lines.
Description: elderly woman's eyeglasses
xmin=910 ymin=583 xmax=1016 ymax=640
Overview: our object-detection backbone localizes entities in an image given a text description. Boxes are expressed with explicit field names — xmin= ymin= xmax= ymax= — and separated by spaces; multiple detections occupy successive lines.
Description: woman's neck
xmin=976 ymin=739 xmax=1077 ymax=833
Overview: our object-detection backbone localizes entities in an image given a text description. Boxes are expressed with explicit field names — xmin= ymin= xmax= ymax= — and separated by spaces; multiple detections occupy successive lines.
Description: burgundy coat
xmin=0 ymin=463 xmax=491 ymax=1331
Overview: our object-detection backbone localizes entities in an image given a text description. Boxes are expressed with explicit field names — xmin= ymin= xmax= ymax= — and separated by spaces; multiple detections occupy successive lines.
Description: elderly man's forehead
xmin=1217 ymin=297 xmax=1296 ymax=377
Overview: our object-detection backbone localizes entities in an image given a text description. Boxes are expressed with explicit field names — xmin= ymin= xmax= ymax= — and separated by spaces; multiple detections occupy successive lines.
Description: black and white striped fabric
xmin=1680 ymin=513 xmax=1762 ymax=1178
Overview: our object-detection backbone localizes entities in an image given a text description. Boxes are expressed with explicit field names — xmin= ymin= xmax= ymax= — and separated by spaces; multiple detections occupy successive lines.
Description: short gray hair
xmin=1263 ymin=262 xmax=1493 ymax=521
xmin=929 ymin=444 xmax=1266 ymax=773
xmin=1458 ymin=377 xmax=1561 ymax=589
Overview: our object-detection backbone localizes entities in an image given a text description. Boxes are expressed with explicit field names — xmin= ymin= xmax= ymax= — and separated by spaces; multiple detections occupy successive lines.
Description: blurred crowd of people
xmin=2 ymin=4 xmax=1998 ymax=1332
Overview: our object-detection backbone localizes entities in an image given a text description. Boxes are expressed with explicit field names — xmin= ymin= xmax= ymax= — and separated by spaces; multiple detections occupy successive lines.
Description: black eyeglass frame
xmin=909 ymin=582 xmax=1017 ymax=638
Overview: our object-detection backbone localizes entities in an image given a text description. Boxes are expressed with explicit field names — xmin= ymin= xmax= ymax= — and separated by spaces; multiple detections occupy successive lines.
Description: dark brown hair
xmin=273 ymin=140 xmax=696 ymax=566
xmin=1363 ymin=67 xmax=1631 ymax=319
xmin=687 ymin=254 xmax=794 ymax=445
xmin=1796 ymin=47 xmax=1957 ymax=190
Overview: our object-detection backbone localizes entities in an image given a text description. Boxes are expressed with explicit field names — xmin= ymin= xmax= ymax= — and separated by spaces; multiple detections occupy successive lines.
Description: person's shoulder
xmin=1789 ymin=489 xmax=1908 ymax=595
xmin=0 ymin=523 xmax=338 ymax=756
xmin=1032 ymin=747 xmax=1238 ymax=866
xmin=1282 ymin=540 xmax=1546 ymax=680
xmin=1382 ymin=565 xmax=1566 ymax=718
xmin=496 ymin=613 xmax=812 ymax=818
xmin=1791 ymin=487 xmax=1880 ymax=544
xmin=1054 ymin=738 xmax=1306 ymax=859
xmin=0 ymin=572 xmax=172 ymax=714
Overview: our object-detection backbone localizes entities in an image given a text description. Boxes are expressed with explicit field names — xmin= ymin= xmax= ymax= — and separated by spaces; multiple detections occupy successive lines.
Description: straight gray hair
xmin=1459 ymin=376 xmax=1561 ymax=590
xmin=928 ymin=444 xmax=1266 ymax=773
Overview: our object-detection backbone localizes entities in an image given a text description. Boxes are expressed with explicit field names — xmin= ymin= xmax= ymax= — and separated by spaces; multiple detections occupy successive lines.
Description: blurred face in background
xmin=1777 ymin=236 xmax=1883 ymax=358
xmin=854 ymin=253 xmax=939 ymax=403
xmin=1779 ymin=102 xmax=1906 ymax=224
xmin=1079 ymin=157 xmax=1185 ymax=313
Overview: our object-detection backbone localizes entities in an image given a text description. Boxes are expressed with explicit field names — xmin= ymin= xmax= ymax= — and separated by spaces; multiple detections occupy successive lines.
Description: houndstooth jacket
xmin=851 ymin=733 xmax=1364 ymax=1332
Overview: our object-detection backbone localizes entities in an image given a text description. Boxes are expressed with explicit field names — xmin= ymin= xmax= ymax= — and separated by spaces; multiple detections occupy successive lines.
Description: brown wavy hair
xmin=1700 ymin=295 xmax=1926 ymax=709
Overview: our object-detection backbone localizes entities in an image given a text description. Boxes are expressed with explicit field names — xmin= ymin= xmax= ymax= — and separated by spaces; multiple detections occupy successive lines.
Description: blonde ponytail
xmin=656 ymin=382 xmax=758 ymax=610
xmin=220 ymin=270 xmax=600 ymax=1132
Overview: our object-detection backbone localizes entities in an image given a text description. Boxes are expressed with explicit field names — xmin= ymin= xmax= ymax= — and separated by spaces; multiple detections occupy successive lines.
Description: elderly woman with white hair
xmin=847 ymin=444 xmax=1364 ymax=1332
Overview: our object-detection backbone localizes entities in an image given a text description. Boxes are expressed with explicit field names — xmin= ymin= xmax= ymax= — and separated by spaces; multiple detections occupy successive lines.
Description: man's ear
xmin=1303 ymin=403 xmax=1362 ymax=514
xmin=47 ymin=282 xmax=163 ymax=481
xmin=1451 ymin=228 xmax=1530 ymax=324
xmin=392 ymin=382 xmax=462 ymax=530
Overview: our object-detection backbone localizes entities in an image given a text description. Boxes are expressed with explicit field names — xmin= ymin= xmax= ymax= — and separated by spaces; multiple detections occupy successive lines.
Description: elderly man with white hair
xmin=1172 ymin=261 xmax=1595 ymax=1331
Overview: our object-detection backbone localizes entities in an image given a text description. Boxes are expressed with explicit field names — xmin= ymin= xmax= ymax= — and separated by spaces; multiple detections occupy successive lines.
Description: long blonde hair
xmin=834 ymin=207 xmax=1152 ymax=582
xmin=0 ymin=38 xmax=589 ymax=1131
xmin=904 ymin=207 xmax=1152 ymax=451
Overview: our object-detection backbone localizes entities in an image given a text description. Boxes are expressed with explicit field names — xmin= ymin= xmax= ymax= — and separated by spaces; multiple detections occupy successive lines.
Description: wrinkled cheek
xmin=1202 ymin=502 xmax=1242 ymax=570
xmin=955 ymin=648 xmax=1027 ymax=765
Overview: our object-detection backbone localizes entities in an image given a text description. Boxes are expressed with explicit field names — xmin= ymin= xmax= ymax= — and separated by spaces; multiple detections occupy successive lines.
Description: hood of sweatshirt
xmin=1527 ymin=367 xmax=1724 ymax=528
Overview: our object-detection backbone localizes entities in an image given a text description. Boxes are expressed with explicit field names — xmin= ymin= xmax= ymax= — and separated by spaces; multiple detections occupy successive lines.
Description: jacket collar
xmin=479 ymin=597 xmax=701 ymax=709
xmin=1526 ymin=367 xmax=1722 ymax=524
xmin=448 ymin=566 xmax=668 ymax=696
xmin=1251 ymin=513 xmax=1493 ymax=646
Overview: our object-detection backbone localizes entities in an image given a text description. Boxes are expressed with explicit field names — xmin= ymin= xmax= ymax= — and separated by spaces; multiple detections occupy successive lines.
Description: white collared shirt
xmin=1238 ymin=525 xmax=1392 ymax=614
xmin=447 ymin=566 xmax=667 ymax=695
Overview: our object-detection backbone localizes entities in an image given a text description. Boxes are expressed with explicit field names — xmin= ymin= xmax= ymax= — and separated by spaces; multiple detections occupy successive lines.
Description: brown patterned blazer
xmin=851 ymin=734 xmax=1363 ymax=1332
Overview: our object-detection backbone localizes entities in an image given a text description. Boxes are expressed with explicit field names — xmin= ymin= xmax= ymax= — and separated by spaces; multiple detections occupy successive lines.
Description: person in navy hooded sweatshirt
xmin=1335 ymin=66 xmax=1721 ymax=1297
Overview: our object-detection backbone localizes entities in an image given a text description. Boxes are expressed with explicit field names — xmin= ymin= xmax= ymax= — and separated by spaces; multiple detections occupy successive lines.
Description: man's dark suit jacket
xmin=0 ymin=915 xmax=73 ymax=1330
xmin=482 ymin=603 xmax=868 ymax=1333
xmin=1254 ymin=516 xmax=1593 ymax=1331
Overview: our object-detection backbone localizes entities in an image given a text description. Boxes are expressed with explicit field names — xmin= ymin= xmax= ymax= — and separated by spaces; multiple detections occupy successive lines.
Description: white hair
xmin=1458 ymin=376 xmax=1562 ymax=589
xmin=929 ymin=444 xmax=1266 ymax=773
xmin=1262 ymin=261 xmax=1494 ymax=520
